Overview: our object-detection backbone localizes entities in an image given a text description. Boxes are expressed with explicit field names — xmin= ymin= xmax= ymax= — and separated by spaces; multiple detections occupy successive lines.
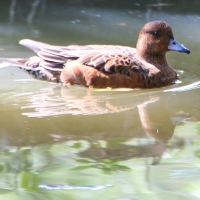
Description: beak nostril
xmin=168 ymin=39 xmax=190 ymax=54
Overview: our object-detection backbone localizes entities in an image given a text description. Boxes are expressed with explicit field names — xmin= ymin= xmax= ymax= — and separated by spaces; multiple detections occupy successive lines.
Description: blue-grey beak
xmin=168 ymin=39 xmax=190 ymax=54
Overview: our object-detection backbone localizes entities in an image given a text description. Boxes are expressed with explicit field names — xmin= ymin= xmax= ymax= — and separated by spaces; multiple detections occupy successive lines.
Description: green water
xmin=0 ymin=0 xmax=200 ymax=199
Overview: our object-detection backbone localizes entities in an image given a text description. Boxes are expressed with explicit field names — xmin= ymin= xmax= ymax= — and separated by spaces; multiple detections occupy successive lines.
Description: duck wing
xmin=15 ymin=39 xmax=148 ymax=82
xmin=20 ymin=39 xmax=139 ymax=75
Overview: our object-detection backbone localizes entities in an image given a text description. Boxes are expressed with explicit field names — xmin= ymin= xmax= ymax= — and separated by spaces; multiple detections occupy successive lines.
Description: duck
xmin=2 ymin=20 xmax=190 ymax=88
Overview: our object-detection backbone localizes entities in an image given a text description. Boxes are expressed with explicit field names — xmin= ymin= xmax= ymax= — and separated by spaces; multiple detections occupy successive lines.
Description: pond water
xmin=0 ymin=1 xmax=200 ymax=200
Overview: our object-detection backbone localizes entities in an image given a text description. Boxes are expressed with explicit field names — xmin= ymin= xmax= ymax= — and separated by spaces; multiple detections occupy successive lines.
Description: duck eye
xmin=153 ymin=31 xmax=159 ymax=37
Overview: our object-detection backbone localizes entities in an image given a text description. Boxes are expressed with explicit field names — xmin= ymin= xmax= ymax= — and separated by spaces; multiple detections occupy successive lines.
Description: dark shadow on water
xmin=3 ymin=0 xmax=200 ymax=25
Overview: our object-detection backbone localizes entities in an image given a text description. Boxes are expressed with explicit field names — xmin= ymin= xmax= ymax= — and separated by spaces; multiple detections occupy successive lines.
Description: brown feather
xmin=0 ymin=21 xmax=190 ymax=88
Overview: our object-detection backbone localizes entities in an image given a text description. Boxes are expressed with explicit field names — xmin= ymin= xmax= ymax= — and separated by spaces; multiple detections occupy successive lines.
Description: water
xmin=0 ymin=1 xmax=200 ymax=199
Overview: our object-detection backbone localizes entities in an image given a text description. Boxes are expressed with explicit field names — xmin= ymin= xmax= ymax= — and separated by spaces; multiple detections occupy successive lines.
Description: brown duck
xmin=2 ymin=21 xmax=190 ymax=88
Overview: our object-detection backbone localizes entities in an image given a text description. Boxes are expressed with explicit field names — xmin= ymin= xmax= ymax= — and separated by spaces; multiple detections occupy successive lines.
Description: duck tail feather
xmin=0 ymin=58 xmax=27 ymax=68
xmin=19 ymin=39 xmax=49 ymax=53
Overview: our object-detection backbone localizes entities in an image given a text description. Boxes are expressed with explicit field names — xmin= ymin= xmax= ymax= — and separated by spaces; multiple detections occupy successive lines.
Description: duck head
xmin=136 ymin=21 xmax=190 ymax=61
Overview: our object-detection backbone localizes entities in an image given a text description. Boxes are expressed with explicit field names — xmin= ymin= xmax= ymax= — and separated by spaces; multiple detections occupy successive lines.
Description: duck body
xmin=59 ymin=47 xmax=177 ymax=88
xmin=1 ymin=21 xmax=190 ymax=88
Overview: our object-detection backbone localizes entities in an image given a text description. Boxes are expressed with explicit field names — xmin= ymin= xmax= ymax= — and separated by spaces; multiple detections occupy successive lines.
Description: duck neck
xmin=137 ymin=52 xmax=169 ymax=69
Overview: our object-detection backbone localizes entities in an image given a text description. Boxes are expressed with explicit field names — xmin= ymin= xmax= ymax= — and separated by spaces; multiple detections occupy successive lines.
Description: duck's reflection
xmin=78 ymin=142 xmax=165 ymax=165
xmin=77 ymin=90 xmax=198 ymax=164
xmin=77 ymin=97 xmax=170 ymax=165
xmin=21 ymin=86 xmax=138 ymax=117
xmin=0 ymin=84 xmax=199 ymax=164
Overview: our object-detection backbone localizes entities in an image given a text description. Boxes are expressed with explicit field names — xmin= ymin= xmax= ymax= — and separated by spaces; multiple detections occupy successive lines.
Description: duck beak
xmin=168 ymin=39 xmax=190 ymax=54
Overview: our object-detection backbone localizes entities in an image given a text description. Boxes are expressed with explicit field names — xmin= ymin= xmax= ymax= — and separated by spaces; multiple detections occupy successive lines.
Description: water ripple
xmin=39 ymin=184 xmax=112 ymax=190
xmin=164 ymin=81 xmax=200 ymax=92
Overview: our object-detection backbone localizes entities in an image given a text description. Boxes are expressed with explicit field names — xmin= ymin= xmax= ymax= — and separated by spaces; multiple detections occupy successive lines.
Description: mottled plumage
xmin=1 ymin=21 xmax=190 ymax=88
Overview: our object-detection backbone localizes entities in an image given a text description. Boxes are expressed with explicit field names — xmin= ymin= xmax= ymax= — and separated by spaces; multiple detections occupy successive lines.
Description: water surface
xmin=0 ymin=1 xmax=200 ymax=200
